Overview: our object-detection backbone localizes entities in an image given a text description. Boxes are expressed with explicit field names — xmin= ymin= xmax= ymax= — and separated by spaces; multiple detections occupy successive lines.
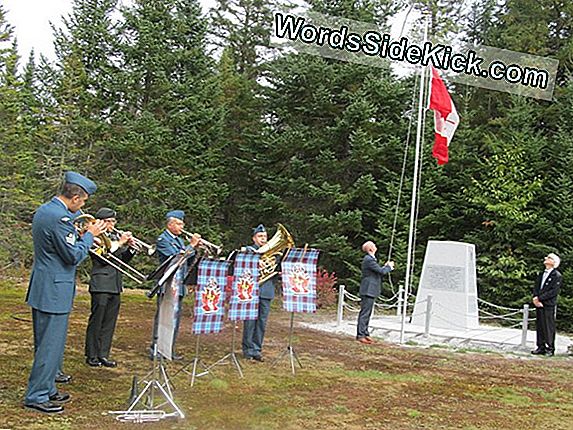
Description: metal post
xmin=521 ymin=304 xmax=529 ymax=349
xmin=424 ymin=295 xmax=433 ymax=337
xmin=400 ymin=15 xmax=429 ymax=344
xmin=370 ymin=297 xmax=375 ymax=320
xmin=337 ymin=285 xmax=345 ymax=326
xmin=397 ymin=285 xmax=403 ymax=317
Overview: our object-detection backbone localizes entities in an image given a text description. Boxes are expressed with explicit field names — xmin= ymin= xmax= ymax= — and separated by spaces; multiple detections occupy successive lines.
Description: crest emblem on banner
xmin=287 ymin=263 xmax=311 ymax=295
xmin=201 ymin=278 xmax=221 ymax=313
xmin=236 ymin=271 xmax=255 ymax=302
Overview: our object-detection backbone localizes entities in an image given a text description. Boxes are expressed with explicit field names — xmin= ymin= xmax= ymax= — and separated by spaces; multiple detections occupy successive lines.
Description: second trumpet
xmin=112 ymin=227 xmax=156 ymax=256
xmin=181 ymin=229 xmax=223 ymax=256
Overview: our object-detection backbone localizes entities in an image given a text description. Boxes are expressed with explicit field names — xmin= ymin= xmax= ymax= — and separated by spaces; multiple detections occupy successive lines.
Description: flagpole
xmin=399 ymin=16 xmax=429 ymax=344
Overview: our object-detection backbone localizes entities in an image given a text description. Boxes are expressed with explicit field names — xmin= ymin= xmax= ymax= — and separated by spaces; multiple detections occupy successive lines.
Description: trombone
xmin=181 ymin=229 xmax=223 ymax=256
xmin=112 ymin=227 xmax=156 ymax=256
xmin=73 ymin=212 xmax=147 ymax=285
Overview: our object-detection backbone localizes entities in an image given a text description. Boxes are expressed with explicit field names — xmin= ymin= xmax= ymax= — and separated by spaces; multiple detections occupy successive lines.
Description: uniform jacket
xmin=26 ymin=197 xmax=94 ymax=314
xmin=156 ymin=229 xmax=195 ymax=296
xmin=533 ymin=268 xmax=562 ymax=307
xmin=247 ymin=244 xmax=276 ymax=300
xmin=89 ymin=231 xmax=136 ymax=294
xmin=359 ymin=254 xmax=392 ymax=298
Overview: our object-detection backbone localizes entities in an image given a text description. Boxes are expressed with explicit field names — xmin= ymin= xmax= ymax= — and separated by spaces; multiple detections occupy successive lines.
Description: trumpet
xmin=181 ymin=229 xmax=223 ymax=256
xmin=112 ymin=227 xmax=156 ymax=256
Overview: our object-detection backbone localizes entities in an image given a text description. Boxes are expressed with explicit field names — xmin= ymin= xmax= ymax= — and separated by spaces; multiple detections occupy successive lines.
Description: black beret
xmin=95 ymin=207 xmax=117 ymax=219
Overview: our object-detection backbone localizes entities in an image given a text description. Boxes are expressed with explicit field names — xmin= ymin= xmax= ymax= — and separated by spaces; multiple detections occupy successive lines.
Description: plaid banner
xmin=228 ymin=252 xmax=260 ymax=321
xmin=193 ymin=259 xmax=231 ymax=334
xmin=281 ymin=248 xmax=320 ymax=313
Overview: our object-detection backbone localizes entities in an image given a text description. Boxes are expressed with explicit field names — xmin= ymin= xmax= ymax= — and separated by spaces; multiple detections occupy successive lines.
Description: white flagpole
xmin=400 ymin=16 xmax=429 ymax=344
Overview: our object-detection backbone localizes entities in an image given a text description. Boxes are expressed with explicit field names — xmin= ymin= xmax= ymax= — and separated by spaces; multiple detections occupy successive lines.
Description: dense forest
xmin=1 ymin=0 xmax=572 ymax=330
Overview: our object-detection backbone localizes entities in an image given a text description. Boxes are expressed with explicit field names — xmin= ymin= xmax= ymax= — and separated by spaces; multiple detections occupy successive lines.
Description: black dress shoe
xmin=98 ymin=357 xmax=117 ymax=368
xmin=86 ymin=357 xmax=102 ymax=367
xmin=24 ymin=401 xmax=64 ymax=414
xmin=247 ymin=355 xmax=264 ymax=362
xmin=531 ymin=348 xmax=546 ymax=355
xmin=55 ymin=373 xmax=72 ymax=384
xmin=49 ymin=392 xmax=71 ymax=404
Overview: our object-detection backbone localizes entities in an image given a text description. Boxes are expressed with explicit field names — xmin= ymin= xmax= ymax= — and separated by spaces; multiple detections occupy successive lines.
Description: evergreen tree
xmin=108 ymin=0 xmax=225 ymax=242
xmin=259 ymin=0 xmax=411 ymax=288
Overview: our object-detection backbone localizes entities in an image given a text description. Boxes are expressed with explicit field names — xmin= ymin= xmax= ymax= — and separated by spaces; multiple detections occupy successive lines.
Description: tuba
xmin=256 ymin=223 xmax=295 ymax=283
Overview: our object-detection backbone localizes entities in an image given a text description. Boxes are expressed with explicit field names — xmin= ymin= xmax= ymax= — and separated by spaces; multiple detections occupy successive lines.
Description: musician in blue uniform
xmin=242 ymin=224 xmax=275 ymax=362
xmin=150 ymin=210 xmax=200 ymax=360
xmin=24 ymin=172 xmax=105 ymax=414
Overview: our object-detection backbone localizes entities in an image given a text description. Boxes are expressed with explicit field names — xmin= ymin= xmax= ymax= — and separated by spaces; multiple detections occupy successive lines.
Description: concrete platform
xmin=302 ymin=315 xmax=573 ymax=356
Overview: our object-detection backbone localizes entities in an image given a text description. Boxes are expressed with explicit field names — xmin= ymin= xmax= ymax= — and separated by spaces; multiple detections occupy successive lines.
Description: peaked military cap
xmin=64 ymin=171 xmax=97 ymax=195
xmin=166 ymin=210 xmax=185 ymax=221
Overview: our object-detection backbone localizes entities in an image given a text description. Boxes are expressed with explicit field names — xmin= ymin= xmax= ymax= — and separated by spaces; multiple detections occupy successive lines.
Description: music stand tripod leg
xmin=271 ymin=313 xmax=303 ymax=376
xmin=205 ymin=321 xmax=244 ymax=378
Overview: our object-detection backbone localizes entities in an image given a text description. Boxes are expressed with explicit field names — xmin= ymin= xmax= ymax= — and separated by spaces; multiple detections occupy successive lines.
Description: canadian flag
xmin=428 ymin=67 xmax=459 ymax=165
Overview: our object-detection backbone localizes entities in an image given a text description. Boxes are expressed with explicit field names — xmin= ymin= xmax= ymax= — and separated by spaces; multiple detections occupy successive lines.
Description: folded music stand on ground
xmin=109 ymin=345 xmax=184 ymax=422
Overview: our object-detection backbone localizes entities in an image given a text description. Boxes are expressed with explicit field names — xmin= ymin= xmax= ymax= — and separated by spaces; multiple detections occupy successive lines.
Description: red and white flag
xmin=428 ymin=67 xmax=459 ymax=165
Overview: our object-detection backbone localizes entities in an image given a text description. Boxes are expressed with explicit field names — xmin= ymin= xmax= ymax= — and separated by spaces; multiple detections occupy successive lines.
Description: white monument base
xmin=411 ymin=241 xmax=479 ymax=330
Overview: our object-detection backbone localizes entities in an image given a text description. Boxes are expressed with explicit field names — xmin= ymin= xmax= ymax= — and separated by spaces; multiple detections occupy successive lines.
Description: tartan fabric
xmin=228 ymin=252 xmax=260 ymax=321
xmin=281 ymin=248 xmax=320 ymax=313
xmin=192 ymin=259 xmax=231 ymax=334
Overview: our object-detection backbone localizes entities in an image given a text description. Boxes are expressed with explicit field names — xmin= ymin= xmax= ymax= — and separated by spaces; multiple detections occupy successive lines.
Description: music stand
xmin=207 ymin=321 xmax=244 ymax=378
xmin=271 ymin=312 xmax=302 ymax=376
xmin=109 ymin=345 xmax=184 ymax=422
xmin=171 ymin=335 xmax=215 ymax=387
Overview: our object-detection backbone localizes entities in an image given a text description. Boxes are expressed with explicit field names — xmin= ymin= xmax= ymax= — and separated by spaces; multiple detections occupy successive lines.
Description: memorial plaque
xmin=411 ymin=241 xmax=479 ymax=330
xmin=423 ymin=265 xmax=465 ymax=293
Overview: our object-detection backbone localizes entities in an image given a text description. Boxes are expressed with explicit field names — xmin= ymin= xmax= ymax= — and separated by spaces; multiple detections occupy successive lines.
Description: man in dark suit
xmin=24 ymin=172 xmax=105 ymax=414
xmin=85 ymin=207 xmax=136 ymax=368
xmin=150 ymin=210 xmax=200 ymax=359
xmin=242 ymin=224 xmax=277 ymax=362
xmin=356 ymin=241 xmax=394 ymax=344
xmin=532 ymin=253 xmax=562 ymax=357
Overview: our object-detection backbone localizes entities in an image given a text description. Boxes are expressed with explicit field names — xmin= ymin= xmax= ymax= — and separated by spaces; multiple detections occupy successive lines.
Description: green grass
xmin=1 ymin=280 xmax=573 ymax=430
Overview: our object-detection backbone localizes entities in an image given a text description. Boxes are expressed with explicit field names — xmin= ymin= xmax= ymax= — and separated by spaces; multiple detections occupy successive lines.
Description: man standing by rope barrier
xmin=356 ymin=241 xmax=394 ymax=345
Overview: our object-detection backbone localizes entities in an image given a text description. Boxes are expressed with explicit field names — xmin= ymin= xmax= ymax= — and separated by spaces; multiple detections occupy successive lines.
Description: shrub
xmin=316 ymin=268 xmax=338 ymax=308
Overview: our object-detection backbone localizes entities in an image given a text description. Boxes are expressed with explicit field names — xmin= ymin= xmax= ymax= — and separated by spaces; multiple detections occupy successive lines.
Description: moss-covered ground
xmin=1 ymin=279 xmax=572 ymax=430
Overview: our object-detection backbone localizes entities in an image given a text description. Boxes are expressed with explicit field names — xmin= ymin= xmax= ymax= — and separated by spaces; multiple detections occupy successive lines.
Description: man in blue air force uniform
xmin=356 ymin=241 xmax=395 ymax=344
xmin=150 ymin=210 xmax=200 ymax=360
xmin=242 ymin=224 xmax=275 ymax=362
xmin=24 ymin=172 xmax=105 ymax=414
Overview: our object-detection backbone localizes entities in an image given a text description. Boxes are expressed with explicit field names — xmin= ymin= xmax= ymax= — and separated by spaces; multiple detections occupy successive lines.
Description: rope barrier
xmin=478 ymin=308 xmax=522 ymax=318
xmin=343 ymin=304 xmax=361 ymax=313
xmin=339 ymin=288 xmax=530 ymax=332
xmin=477 ymin=298 xmax=521 ymax=312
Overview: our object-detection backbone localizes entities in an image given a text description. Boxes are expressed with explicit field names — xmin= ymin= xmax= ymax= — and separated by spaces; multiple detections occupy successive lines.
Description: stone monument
xmin=411 ymin=241 xmax=479 ymax=330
